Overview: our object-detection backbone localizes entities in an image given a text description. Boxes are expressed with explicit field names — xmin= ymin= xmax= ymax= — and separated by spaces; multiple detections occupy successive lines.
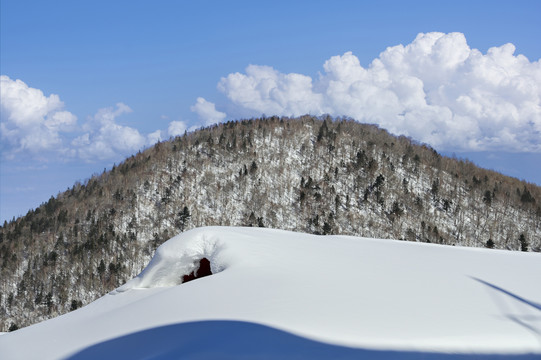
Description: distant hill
xmin=1 ymin=115 xmax=540 ymax=331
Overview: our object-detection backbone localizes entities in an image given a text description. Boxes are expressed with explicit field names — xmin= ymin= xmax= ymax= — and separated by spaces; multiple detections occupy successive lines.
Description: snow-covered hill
xmin=1 ymin=227 xmax=540 ymax=359
xmin=3 ymin=117 xmax=540 ymax=332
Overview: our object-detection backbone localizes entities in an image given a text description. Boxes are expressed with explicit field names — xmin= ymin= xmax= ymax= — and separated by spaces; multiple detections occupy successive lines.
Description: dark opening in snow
xmin=182 ymin=258 xmax=212 ymax=283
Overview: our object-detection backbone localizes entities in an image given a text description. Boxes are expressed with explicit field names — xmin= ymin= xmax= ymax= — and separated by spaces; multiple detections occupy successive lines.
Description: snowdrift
xmin=1 ymin=227 xmax=540 ymax=359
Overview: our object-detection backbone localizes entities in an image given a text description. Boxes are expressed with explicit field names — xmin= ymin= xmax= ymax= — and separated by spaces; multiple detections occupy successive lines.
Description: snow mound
xmin=115 ymin=230 xmax=226 ymax=291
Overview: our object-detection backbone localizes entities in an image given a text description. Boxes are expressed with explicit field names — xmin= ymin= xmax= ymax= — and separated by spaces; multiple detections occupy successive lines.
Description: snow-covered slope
xmin=1 ymin=227 xmax=540 ymax=359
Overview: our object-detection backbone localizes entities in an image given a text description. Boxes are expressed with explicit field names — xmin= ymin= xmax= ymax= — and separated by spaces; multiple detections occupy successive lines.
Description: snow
xmin=1 ymin=227 xmax=540 ymax=359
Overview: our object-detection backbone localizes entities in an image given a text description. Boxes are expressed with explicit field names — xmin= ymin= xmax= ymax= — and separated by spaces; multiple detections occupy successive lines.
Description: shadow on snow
xmin=66 ymin=320 xmax=538 ymax=360
xmin=472 ymin=277 xmax=541 ymax=343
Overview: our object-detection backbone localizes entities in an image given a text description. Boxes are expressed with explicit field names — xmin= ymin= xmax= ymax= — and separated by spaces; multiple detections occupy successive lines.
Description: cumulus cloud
xmin=218 ymin=32 xmax=541 ymax=152
xmin=190 ymin=97 xmax=227 ymax=126
xmin=1 ymin=77 xmax=200 ymax=163
xmin=217 ymin=66 xmax=323 ymax=117
xmin=0 ymin=76 xmax=186 ymax=163
xmin=167 ymin=120 xmax=188 ymax=137
xmin=0 ymin=75 xmax=77 ymax=158
xmin=147 ymin=130 xmax=163 ymax=145
xmin=73 ymin=103 xmax=151 ymax=161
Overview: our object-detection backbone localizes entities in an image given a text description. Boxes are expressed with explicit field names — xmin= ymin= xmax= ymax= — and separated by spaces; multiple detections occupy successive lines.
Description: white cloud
xmin=0 ymin=77 xmax=213 ymax=163
xmin=0 ymin=76 xmax=180 ymax=162
xmin=0 ymin=75 xmax=77 ymax=157
xmin=190 ymin=97 xmax=227 ymax=126
xmin=84 ymin=102 xmax=133 ymax=129
xmin=218 ymin=32 xmax=541 ymax=152
xmin=147 ymin=130 xmax=163 ymax=145
xmin=73 ymin=103 xmax=148 ymax=161
xmin=217 ymin=66 xmax=323 ymax=117
xmin=167 ymin=120 xmax=188 ymax=137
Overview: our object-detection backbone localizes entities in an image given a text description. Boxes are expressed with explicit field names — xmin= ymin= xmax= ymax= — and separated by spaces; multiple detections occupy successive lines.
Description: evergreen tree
xmin=519 ymin=234 xmax=528 ymax=252
xmin=176 ymin=206 xmax=191 ymax=232
xmin=483 ymin=190 xmax=492 ymax=206
xmin=322 ymin=222 xmax=332 ymax=235
xmin=97 ymin=260 xmax=106 ymax=277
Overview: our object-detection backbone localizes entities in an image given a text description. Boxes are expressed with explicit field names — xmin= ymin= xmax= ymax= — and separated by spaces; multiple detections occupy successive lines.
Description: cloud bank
xmin=2 ymin=32 xmax=539 ymax=163
xmin=0 ymin=76 xmax=165 ymax=162
xmin=218 ymin=32 xmax=541 ymax=152
xmin=0 ymin=77 xmax=228 ymax=162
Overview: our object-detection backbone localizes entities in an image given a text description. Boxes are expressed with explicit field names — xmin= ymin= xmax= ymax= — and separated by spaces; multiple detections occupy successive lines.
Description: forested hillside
xmin=1 ymin=115 xmax=540 ymax=331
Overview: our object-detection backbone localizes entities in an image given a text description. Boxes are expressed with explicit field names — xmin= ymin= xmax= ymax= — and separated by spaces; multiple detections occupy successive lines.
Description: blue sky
xmin=1 ymin=0 xmax=540 ymax=222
